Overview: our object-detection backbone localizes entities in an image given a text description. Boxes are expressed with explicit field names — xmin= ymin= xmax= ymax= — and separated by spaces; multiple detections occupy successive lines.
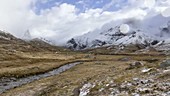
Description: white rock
xmin=106 ymin=84 xmax=110 ymax=87
xmin=141 ymin=68 xmax=152 ymax=73
xmin=79 ymin=83 xmax=95 ymax=96
xmin=163 ymin=69 xmax=170 ymax=73
xmin=99 ymin=88 xmax=105 ymax=92
xmin=133 ymin=78 xmax=139 ymax=81
xmin=132 ymin=93 xmax=140 ymax=96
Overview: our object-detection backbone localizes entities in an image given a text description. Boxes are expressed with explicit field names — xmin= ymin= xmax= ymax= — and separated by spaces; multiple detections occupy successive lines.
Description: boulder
xmin=126 ymin=61 xmax=144 ymax=70
xmin=160 ymin=59 xmax=170 ymax=69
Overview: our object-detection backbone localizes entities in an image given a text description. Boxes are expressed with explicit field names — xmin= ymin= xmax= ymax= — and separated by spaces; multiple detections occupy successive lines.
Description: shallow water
xmin=0 ymin=62 xmax=81 ymax=94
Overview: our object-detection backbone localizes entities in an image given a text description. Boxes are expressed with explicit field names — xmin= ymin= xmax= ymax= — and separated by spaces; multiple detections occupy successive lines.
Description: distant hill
xmin=0 ymin=30 xmax=70 ymax=52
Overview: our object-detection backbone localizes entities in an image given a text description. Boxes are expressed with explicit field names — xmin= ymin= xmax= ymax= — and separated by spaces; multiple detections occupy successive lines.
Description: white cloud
xmin=0 ymin=0 xmax=170 ymax=45
xmin=0 ymin=0 xmax=35 ymax=37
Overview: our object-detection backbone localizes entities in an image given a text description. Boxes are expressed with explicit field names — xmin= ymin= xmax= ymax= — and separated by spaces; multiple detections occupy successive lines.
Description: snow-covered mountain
xmin=22 ymin=30 xmax=54 ymax=45
xmin=67 ymin=13 xmax=170 ymax=50
xmin=36 ymin=37 xmax=55 ymax=45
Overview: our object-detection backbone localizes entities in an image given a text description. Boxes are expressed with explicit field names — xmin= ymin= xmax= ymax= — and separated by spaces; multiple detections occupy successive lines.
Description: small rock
xmin=160 ymin=59 xmax=170 ymax=69
xmin=110 ymin=89 xmax=120 ymax=95
xmin=110 ymin=83 xmax=117 ymax=87
xmin=118 ymin=57 xmax=131 ymax=61
xmin=79 ymin=83 xmax=95 ymax=96
xmin=84 ymin=55 xmax=91 ymax=58
xmin=99 ymin=88 xmax=105 ymax=92
xmin=73 ymin=87 xmax=80 ymax=96
xmin=106 ymin=84 xmax=110 ymax=87
xmin=163 ymin=69 xmax=170 ymax=73
xmin=127 ymin=83 xmax=132 ymax=87
xmin=109 ymin=80 xmax=114 ymax=84
xmin=167 ymin=91 xmax=170 ymax=95
xmin=133 ymin=78 xmax=139 ymax=81
xmin=127 ymin=61 xmax=143 ymax=70
xmin=140 ymin=79 xmax=151 ymax=84
xmin=138 ymin=88 xmax=152 ymax=93
xmin=132 ymin=93 xmax=140 ymax=96
xmin=109 ymin=88 xmax=114 ymax=91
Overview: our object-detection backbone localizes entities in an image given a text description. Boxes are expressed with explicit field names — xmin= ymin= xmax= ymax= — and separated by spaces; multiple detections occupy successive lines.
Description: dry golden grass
xmin=0 ymin=51 xmax=87 ymax=78
xmin=0 ymin=51 xmax=169 ymax=96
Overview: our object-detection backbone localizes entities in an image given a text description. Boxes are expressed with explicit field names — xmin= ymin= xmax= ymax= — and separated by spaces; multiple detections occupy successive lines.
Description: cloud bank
xmin=0 ymin=0 xmax=170 ymax=45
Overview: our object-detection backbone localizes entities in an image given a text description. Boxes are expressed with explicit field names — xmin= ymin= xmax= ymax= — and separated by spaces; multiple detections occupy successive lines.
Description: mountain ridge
xmin=66 ymin=14 xmax=170 ymax=50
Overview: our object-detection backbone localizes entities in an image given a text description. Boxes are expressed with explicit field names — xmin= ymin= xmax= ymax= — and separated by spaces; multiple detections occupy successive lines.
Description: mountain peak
xmin=66 ymin=16 xmax=170 ymax=50
xmin=22 ymin=30 xmax=32 ymax=40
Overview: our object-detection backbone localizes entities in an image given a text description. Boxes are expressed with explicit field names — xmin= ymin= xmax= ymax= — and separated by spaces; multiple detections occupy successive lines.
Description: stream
xmin=0 ymin=62 xmax=81 ymax=94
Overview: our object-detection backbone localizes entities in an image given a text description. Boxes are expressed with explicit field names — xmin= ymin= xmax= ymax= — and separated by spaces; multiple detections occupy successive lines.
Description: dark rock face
xmin=67 ymin=38 xmax=78 ymax=49
xmin=67 ymin=38 xmax=87 ymax=50
xmin=91 ymin=40 xmax=106 ymax=47
xmin=67 ymin=38 xmax=106 ymax=50
xmin=160 ymin=59 xmax=170 ymax=69
xmin=151 ymin=40 xmax=159 ymax=45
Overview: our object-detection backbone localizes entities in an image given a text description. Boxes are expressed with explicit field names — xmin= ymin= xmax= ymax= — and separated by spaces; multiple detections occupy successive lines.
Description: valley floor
xmin=0 ymin=51 xmax=170 ymax=96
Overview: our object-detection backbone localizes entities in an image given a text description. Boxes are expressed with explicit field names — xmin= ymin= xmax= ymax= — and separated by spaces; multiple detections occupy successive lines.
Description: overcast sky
xmin=0 ymin=0 xmax=170 ymax=45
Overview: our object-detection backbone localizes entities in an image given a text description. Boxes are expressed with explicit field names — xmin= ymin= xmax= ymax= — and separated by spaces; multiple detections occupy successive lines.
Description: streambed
xmin=0 ymin=62 xmax=81 ymax=94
